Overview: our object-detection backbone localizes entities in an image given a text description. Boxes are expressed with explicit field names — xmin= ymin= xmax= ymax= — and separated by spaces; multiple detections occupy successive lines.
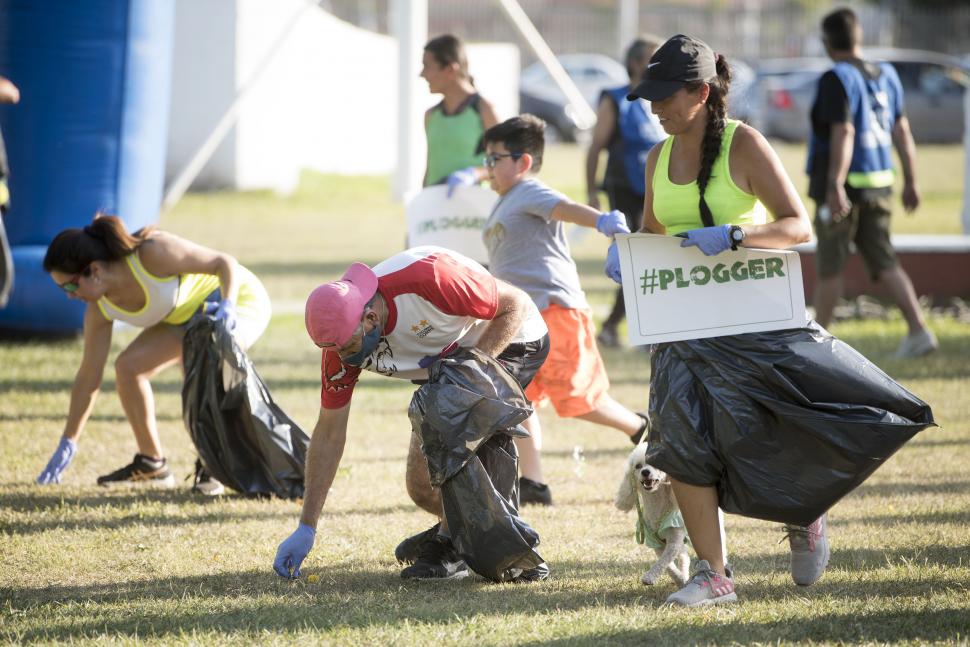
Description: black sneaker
xmin=630 ymin=412 xmax=650 ymax=445
xmin=400 ymin=535 xmax=469 ymax=580
xmin=512 ymin=562 xmax=551 ymax=583
xmin=519 ymin=477 xmax=553 ymax=506
xmin=190 ymin=459 xmax=225 ymax=496
xmin=97 ymin=453 xmax=175 ymax=488
xmin=395 ymin=523 xmax=441 ymax=564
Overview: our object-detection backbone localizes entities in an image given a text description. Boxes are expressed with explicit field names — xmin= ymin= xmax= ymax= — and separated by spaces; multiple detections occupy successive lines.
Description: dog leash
xmin=631 ymin=471 xmax=648 ymax=546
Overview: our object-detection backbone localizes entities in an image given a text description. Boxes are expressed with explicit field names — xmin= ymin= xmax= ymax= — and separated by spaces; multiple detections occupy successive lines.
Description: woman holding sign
xmin=606 ymin=34 xmax=933 ymax=607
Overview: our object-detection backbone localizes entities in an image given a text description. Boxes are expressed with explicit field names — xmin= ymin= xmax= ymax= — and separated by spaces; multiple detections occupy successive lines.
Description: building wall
xmin=166 ymin=1 xmax=519 ymax=193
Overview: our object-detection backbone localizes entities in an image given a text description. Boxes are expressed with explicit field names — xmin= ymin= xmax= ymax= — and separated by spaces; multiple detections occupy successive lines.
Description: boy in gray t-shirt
xmin=481 ymin=115 xmax=649 ymax=505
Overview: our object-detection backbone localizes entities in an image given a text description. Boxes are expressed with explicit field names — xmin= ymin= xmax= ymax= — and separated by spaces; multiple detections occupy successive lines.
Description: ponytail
xmin=693 ymin=54 xmax=732 ymax=227
xmin=43 ymin=212 xmax=154 ymax=274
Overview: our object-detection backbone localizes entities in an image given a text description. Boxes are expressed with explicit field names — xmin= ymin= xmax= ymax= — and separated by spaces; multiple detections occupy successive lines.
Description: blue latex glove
xmin=274 ymin=523 xmax=316 ymax=579
xmin=596 ymin=210 xmax=631 ymax=238
xmin=677 ymin=225 xmax=732 ymax=256
xmin=445 ymin=167 xmax=479 ymax=198
xmin=605 ymin=242 xmax=622 ymax=285
xmin=213 ymin=298 xmax=237 ymax=331
xmin=37 ymin=437 xmax=77 ymax=484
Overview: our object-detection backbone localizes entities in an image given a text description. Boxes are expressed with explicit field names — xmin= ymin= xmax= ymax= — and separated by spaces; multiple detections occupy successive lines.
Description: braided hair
xmin=43 ymin=212 xmax=155 ymax=274
xmin=687 ymin=54 xmax=732 ymax=227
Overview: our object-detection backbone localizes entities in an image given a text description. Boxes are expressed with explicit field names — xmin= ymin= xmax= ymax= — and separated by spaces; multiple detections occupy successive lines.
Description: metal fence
xmin=319 ymin=0 xmax=970 ymax=66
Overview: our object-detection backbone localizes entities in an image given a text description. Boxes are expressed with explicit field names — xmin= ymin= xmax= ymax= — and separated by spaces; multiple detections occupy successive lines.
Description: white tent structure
xmin=164 ymin=0 xmax=599 ymax=207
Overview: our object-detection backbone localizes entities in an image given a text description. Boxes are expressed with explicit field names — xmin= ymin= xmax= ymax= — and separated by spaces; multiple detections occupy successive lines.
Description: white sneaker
xmin=190 ymin=459 xmax=226 ymax=496
xmin=664 ymin=560 xmax=737 ymax=607
xmin=785 ymin=514 xmax=830 ymax=586
xmin=894 ymin=328 xmax=938 ymax=358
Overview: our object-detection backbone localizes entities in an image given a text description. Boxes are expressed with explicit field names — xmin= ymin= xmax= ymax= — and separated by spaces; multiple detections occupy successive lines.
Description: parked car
xmin=519 ymin=53 xmax=628 ymax=142
xmin=745 ymin=49 xmax=969 ymax=143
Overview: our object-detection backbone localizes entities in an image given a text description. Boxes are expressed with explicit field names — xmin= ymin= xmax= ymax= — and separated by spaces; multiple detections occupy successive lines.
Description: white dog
xmin=615 ymin=443 xmax=691 ymax=587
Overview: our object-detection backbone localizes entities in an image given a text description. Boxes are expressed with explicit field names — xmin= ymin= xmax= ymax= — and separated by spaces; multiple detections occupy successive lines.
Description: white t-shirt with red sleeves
xmin=319 ymin=246 xmax=547 ymax=409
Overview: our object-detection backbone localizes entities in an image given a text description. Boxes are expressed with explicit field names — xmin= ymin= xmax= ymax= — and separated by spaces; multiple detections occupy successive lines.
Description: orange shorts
xmin=525 ymin=304 xmax=610 ymax=417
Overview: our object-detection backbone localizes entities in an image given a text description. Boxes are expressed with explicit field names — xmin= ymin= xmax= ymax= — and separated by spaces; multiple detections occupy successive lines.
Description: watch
xmin=729 ymin=225 xmax=745 ymax=251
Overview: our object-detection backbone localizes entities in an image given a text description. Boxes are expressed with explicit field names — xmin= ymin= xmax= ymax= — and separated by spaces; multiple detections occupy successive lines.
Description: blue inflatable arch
xmin=0 ymin=0 xmax=174 ymax=333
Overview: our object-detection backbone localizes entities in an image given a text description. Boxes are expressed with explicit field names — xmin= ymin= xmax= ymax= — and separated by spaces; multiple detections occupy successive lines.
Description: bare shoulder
xmin=731 ymin=122 xmax=781 ymax=166
xmin=731 ymin=122 xmax=771 ymax=153
xmin=134 ymin=230 xmax=186 ymax=268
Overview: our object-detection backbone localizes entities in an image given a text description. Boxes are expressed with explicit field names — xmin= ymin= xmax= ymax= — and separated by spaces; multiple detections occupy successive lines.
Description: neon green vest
xmin=425 ymin=95 xmax=484 ymax=186
xmin=653 ymin=120 xmax=767 ymax=235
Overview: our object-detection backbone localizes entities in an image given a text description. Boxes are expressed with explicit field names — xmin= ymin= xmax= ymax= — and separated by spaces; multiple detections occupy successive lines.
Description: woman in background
xmin=421 ymin=34 xmax=499 ymax=195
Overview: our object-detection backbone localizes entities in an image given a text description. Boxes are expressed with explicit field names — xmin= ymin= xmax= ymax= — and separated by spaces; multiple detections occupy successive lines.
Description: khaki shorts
xmin=814 ymin=195 xmax=898 ymax=280
xmin=525 ymin=304 xmax=610 ymax=418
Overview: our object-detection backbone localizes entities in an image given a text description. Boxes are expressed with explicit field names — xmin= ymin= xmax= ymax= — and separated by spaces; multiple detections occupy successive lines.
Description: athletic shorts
xmin=525 ymin=304 xmax=610 ymax=417
xmin=814 ymin=195 xmax=898 ymax=280
xmin=175 ymin=285 xmax=271 ymax=351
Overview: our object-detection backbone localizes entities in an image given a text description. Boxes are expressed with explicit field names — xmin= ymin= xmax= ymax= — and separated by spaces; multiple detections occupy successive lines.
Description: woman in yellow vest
xmin=36 ymin=213 xmax=271 ymax=493
xmin=420 ymin=34 xmax=499 ymax=193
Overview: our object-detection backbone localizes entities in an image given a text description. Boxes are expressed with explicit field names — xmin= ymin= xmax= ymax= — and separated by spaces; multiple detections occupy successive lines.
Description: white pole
xmin=495 ymin=0 xmax=597 ymax=130
xmin=617 ymin=0 xmax=638 ymax=60
xmin=392 ymin=0 xmax=428 ymax=202
xmin=161 ymin=0 xmax=318 ymax=212
xmin=963 ymin=81 xmax=970 ymax=234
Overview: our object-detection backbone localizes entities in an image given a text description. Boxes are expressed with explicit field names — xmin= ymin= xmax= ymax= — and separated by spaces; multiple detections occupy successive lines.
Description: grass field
xmin=1 ymin=142 xmax=968 ymax=645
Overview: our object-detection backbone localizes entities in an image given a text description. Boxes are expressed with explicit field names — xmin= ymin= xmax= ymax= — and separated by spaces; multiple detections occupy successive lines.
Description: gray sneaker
xmin=664 ymin=560 xmax=737 ymax=607
xmin=785 ymin=514 xmax=830 ymax=586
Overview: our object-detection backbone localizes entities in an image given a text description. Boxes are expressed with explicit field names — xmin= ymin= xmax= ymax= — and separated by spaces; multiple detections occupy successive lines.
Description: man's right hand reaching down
xmin=273 ymin=523 xmax=316 ymax=579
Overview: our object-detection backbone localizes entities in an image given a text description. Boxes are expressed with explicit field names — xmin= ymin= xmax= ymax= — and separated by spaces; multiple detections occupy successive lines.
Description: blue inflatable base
xmin=0 ymin=246 xmax=85 ymax=333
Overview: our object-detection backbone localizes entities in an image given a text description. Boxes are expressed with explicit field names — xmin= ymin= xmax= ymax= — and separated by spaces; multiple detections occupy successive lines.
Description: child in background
xmin=481 ymin=115 xmax=648 ymax=505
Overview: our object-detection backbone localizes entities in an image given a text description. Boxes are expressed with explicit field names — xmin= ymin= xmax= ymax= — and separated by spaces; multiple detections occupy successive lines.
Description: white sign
xmin=405 ymin=185 xmax=497 ymax=265
xmin=616 ymin=233 xmax=808 ymax=345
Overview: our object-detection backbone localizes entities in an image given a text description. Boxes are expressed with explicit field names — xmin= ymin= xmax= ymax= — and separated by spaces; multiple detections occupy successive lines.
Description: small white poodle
xmin=615 ymin=442 xmax=691 ymax=587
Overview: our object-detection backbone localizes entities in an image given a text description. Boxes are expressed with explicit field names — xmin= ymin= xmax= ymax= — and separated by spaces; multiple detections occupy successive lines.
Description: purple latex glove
xmin=446 ymin=167 xmax=479 ymax=198
xmin=677 ymin=225 xmax=732 ymax=256
xmin=596 ymin=210 xmax=631 ymax=238
xmin=418 ymin=342 xmax=460 ymax=369
xmin=37 ymin=437 xmax=77 ymax=484
xmin=273 ymin=523 xmax=316 ymax=579
xmin=213 ymin=298 xmax=237 ymax=331
xmin=605 ymin=242 xmax=622 ymax=284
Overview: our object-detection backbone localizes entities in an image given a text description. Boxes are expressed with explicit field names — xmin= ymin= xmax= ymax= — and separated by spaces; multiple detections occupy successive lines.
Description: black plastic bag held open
xmin=409 ymin=347 xmax=543 ymax=582
xmin=646 ymin=323 xmax=935 ymax=527
xmin=182 ymin=316 xmax=309 ymax=499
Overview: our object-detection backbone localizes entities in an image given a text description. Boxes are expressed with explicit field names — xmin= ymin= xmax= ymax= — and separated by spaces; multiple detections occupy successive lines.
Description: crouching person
xmin=273 ymin=246 xmax=551 ymax=582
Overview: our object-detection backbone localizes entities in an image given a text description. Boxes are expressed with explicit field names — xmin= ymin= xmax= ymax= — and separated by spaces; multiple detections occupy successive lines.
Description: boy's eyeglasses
xmin=483 ymin=152 xmax=522 ymax=169
xmin=58 ymin=265 xmax=91 ymax=293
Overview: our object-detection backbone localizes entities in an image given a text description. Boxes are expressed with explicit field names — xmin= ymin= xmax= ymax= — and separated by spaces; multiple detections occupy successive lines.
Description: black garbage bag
xmin=182 ymin=316 xmax=309 ymax=499
xmin=409 ymin=347 xmax=543 ymax=581
xmin=646 ymin=322 xmax=935 ymax=527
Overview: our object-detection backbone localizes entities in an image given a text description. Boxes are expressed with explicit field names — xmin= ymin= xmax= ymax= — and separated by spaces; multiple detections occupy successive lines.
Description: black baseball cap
xmin=627 ymin=34 xmax=717 ymax=102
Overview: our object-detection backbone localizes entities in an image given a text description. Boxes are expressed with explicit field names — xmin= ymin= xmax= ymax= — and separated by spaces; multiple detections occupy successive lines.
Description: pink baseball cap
xmin=304 ymin=262 xmax=379 ymax=347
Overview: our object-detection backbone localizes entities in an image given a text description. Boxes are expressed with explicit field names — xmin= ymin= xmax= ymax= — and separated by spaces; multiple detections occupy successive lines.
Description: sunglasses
xmin=483 ymin=152 xmax=522 ymax=169
xmin=58 ymin=265 xmax=91 ymax=293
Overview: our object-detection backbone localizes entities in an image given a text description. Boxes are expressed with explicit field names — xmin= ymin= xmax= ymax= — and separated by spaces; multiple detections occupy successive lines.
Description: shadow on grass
xmin=0 ymin=487 xmax=416 ymax=535
xmin=851 ymin=479 xmax=970 ymax=497
xmin=528 ymin=608 xmax=970 ymax=646
xmin=5 ymin=560 xmax=969 ymax=643
xmin=728 ymin=541 xmax=970 ymax=577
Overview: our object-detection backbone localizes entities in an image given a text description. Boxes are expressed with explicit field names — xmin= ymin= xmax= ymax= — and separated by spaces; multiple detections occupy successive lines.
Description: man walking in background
xmin=807 ymin=7 xmax=937 ymax=358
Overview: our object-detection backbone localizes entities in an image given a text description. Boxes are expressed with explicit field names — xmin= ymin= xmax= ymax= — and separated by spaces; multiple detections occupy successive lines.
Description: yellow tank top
xmin=97 ymin=252 xmax=262 ymax=327
xmin=652 ymin=120 xmax=767 ymax=235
